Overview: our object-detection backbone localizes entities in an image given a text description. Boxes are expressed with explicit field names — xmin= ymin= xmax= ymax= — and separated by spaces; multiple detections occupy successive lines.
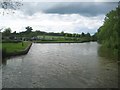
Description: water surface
xmin=2 ymin=42 xmax=118 ymax=88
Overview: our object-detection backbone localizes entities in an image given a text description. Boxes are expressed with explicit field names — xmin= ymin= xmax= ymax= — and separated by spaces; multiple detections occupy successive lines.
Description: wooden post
xmin=22 ymin=41 xmax=23 ymax=46
xmin=22 ymin=38 xmax=24 ymax=46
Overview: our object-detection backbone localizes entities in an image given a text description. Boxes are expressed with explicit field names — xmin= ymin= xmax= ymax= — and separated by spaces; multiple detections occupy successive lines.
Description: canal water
xmin=2 ymin=42 xmax=118 ymax=88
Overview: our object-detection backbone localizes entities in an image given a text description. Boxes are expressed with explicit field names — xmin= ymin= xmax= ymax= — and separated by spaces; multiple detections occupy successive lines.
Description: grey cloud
xmin=20 ymin=2 xmax=58 ymax=15
xmin=0 ymin=2 xmax=118 ymax=17
xmin=44 ymin=2 xmax=118 ymax=17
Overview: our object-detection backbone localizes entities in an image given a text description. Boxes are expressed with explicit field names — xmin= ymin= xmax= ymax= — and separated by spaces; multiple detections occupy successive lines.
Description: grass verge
xmin=2 ymin=41 xmax=32 ymax=59
xmin=2 ymin=42 xmax=30 ymax=53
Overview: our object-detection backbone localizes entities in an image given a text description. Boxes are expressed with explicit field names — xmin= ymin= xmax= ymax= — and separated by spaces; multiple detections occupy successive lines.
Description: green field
xmin=38 ymin=35 xmax=65 ymax=39
xmin=2 ymin=41 xmax=31 ymax=53
xmin=37 ymin=35 xmax=80 ymax=40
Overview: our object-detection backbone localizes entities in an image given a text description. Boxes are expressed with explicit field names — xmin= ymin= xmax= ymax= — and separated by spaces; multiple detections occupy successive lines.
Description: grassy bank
xmin=98 ymin=45 xmax=118 ymax=61
xmin=2 ymin=42 xmax=30 ymax=53
xmin=2 ymin=41 xmax=32 ymax=59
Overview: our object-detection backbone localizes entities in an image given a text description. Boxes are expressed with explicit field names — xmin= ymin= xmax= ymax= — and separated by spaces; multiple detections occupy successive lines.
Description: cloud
xmin=44 ymin=2 xmax=117 ymax=17
xmin=1 ymin=2 xmax=117 ymax=16
xmin=0 ymin=9 xmax=104 ymax=34
xmin=20 ymin=2 xmax=58 ymax=15
xmin=0 ymin=2 xmax=117 ymax=34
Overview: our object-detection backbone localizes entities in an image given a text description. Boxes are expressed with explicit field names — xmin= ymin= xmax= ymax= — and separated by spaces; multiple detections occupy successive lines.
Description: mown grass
xmin=38 ymin=35 xmax=65 ymax=39
xmin=2 ymin=41 xmax=31 ymax=53
xmin=38 ymin=35 xmax=80 ymax=40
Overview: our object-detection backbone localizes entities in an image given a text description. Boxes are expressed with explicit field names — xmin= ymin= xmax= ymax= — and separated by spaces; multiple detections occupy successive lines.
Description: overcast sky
xmin=0 ymin=2 xmax=118 ymax=34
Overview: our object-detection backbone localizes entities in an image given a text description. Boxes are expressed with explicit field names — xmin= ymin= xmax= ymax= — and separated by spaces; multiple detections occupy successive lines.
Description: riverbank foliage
xmin=2 ymin=26 xmax=97 ymax=43
xmin=97 ymin=4 xmax=120 ymax=60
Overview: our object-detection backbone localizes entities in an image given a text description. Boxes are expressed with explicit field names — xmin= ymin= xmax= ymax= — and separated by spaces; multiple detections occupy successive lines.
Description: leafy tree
xmin=97 ymin=2 xmax=120 ymax=60
xmin=81 ymin=32 xmax=85 ymax=37
xmin=0 ymin=0 xmax=23 ymax=15
xmin=3 ymin=28 xmax=11 ymax=36
xmin=0 ymin=0 xmax=22 ymax=10
xmin=25 ymin=26 xmax=33 ymax=34
xmin=13 ymin=31 xmax=16 ymax=34
xmin=91 ymin=33 xmax=97 ymax=41
xmin=86 ymin=33 xmax=91 ymax=37
xmin=61 ymin=31 xmax=65 ymax=36
xmin=65 ymin=33 xmax=68 ymax=37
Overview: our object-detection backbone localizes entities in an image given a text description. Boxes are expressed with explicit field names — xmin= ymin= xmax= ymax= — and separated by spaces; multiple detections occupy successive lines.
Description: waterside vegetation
xmin=97 ymin=3 xmax=120 ymax=61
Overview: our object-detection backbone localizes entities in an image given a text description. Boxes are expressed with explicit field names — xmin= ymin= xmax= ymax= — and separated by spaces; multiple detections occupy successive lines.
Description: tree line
xmin=97 ymin=2 xmax=120 ymax=60
xmin=2 ymin=26 xmax=97 ymax=42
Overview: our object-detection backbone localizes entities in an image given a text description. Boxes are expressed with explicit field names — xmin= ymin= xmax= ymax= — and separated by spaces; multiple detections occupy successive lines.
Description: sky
xmin=0 ymin=1 xmax=118 ymax=34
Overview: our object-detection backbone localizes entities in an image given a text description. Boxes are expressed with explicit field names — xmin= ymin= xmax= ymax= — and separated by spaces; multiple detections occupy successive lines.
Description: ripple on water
xmin=2 ymin=42 xmax=118 ymax=88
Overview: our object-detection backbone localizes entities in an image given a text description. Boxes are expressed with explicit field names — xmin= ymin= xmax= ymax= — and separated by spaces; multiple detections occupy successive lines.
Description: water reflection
xmin=2 ymin=42 xmax=118 ymax=88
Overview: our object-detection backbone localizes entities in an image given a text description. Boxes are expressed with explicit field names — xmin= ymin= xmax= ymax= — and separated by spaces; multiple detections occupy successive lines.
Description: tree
xmin=86 ymin=33 xmax=91 ymax=37
xmin=75 ymin=34 xmax=78 ymax=37
xmin=65 ymin=33 xmax=68 ymax=37
xmin=97 ymin=7 xmax=119 ymax=48
xmin=25 ymin=26 xmax=33 ymax=34
xmin=13 ymin=31 xmax=16 ymax=34
xmin=118 ymin=1 xmax=120 ymax=8
xmin=85 ymin=33 xmax=91 ymax=41
xmin=97 ymin=3 xmax=119 ymax=60
xmin=3 ymin=28 xmax=11 ymax=36
xmin=61 ymin=31 xmax=65 ymax=36
xmin=0 ymin=0 xmax=22 ymax=9
xmin=0 ymin=0 xmax=23 ymax=15
xmin=81 ymin=32 xmax=85 ymax=37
